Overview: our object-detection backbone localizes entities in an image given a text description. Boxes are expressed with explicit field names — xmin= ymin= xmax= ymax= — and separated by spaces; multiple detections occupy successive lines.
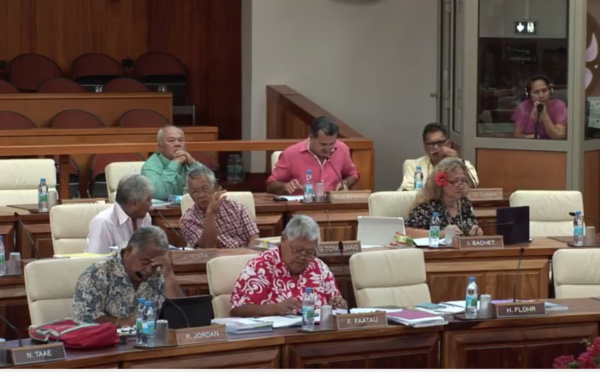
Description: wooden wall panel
xmin=476 ymin=148 xmax=567 ymax=193
xmin=0 ymin=0 xmax=241 ymax=138
xmin=584 ymin=151 xmax=600 ymax=230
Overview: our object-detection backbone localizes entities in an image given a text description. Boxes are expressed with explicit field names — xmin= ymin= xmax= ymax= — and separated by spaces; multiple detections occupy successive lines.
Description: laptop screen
xmin=159 ymin=295 xmax=214 ymax=329
xmin=496 ymin=206 xmax=530 ymax=246
xmin=357 ymin=216 xmax=405 ymax=246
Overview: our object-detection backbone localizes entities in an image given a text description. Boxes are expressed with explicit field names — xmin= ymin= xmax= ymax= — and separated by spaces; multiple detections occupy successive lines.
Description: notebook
xmin=386 ymin=309 xmax=447 ymax=328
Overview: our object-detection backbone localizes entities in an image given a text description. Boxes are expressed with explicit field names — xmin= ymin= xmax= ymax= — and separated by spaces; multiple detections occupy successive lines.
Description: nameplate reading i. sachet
xmin=457 ymin=236 xmax=504 ymax=249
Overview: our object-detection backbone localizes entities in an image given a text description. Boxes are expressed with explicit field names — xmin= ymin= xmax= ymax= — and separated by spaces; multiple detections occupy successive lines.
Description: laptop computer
xmin=496 ymin=206 xmax=530 ymax=245
xmin=159 ymin=295 xmax=214 ymax=329
xmin=357 ymin=216 xmax=406 ymax=247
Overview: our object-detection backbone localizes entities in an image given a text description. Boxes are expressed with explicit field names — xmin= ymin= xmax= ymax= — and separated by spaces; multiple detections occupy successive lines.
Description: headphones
xmin=524 ymin=74 xmax=554 ymax=98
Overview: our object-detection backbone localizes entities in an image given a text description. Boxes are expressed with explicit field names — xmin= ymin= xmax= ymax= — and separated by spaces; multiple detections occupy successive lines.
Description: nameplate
xmin=468 ymin=188 xmax=503 ymax=201
xmin=169 ymin=250 xmax=218 ymax=265
xmin=457 ymin=235 xmax=504 ymax=249
xmin=168 ymin=324 xmax=228 ymax=346
xmin=494 ymin=301 xmax=546 ymax=318
xmin=335 ymin=311 xmax=387 ymax=330
xmin=9 ymin=342 xmax=66 ymax=366
xmin=316 ymin=241 xmax=361 ymax=257
xmin=328 ymin=190 xmax=371 ymax=204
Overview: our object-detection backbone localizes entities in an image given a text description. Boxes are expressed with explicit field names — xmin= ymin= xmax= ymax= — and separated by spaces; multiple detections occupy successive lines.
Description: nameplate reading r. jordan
xmin=494 ymin=301 xmax=546 ymax=318
xmin=9 ymin=342 xmax=66 ymax=366
xmin=170 ymin=250 xmax=219 ymax=265
xmin=169 ymin=324 xmax=228 ymax=346
xmin=335 ymin=311 xmax=387 ymax=330
xmin=316 ymin=241 xmax=362 ymax=257
xmin=458 ymin=236 xmax=504 ymax=250
xmin=328 ymin=190 xmax=371 ymax=204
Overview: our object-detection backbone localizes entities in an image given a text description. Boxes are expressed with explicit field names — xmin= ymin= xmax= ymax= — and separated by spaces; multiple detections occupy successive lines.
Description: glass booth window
xmin=477 ymin=0 xmax=569 ymax=140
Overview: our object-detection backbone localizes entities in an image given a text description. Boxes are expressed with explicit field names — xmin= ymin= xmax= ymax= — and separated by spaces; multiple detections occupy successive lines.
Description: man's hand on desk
xmin=274 ymin=298 xmax=302 ymax=315
xmin=335 ymin=181 xmax=348 ymax=191
xmin=285 ymin=179 xmax=302 ymax=194
xmin=330 ymin=296 xmax=347 ymax=309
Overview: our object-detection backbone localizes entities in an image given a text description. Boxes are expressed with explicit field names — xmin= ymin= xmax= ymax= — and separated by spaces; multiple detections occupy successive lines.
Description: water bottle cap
xmin=305 ymin=287 xmax=313 ymax=293
xmin=416 ymin=166 xmax=422 ymax=170
xmin=576 ymin=211 xmax=582 ymax=215
xmin=145 ymin=301 xmax=152 ymax=306
xmin=40 ymin=178 xmax=46 ymax=182
xmin=469 ymin=276 xmax=475 ymax=282
xmin=138 ymin=298 xmax=145 ymax=303
xmin=306 ymin=170 xmax=312 ymax=174
xmin=432 ymin=212 xmax=439 ymax=216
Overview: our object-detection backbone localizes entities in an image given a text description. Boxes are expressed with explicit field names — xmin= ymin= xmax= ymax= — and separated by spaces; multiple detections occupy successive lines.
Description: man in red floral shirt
xmin=230 ymin=215 xmax=347 ymax=317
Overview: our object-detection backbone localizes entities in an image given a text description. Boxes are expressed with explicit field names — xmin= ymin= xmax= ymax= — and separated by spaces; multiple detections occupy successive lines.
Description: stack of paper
xmin=416 ymin=302 xmax=465 ymax=315
xmin=53 ymin=252 xmax=111 ymax=259
xmin=386 ymin=309 xmax=447 ymax=328
xmin=211 ymin=318 xmax=273 ymax=334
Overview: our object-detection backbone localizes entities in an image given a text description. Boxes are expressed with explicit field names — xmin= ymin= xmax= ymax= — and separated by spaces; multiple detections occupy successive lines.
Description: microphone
xmin=0 ymin=311 xmax=23 ymax=346
xmin=338 ymin=241 xmax=349 ymax=309
xmin=155 ymin=210 xmax=185 ymax=249
xmin=326 ymin=158 xmax=346 ymax=191
xmin=135 ymin=271 xmax=190 ymax=328
xmin=14 ymin=212 xmax=37 ymax=259
xmin=461 ymin=159 xmax=477 ymax=188
xmin=512 ymin=247 xmax=525 ymax=303
xmin=534 ymin=104 xmax=543 ymax=139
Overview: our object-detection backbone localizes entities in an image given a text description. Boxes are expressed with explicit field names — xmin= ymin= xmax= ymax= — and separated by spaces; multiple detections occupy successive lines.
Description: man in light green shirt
xmin=142 ymin=126 xmax=201 ymax=200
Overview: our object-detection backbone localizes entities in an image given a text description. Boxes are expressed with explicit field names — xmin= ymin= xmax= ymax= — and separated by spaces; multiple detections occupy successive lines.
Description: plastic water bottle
xmin=415 ymin=166 xmax=424 ymax=190
xmin=429 ymin=212 xmax=441 ymax=248
xmin=303 ymin=170 xmax=314 ymax=203
xmin=465 ymin=276 xmax=478 ymax=319
xmin=573 ymin=211 xmax=584 ymax=247
xmin=235 ymin=154 xmax=244 ymax=182
xmin=38 ymin=178 xmax=49 ymax=212
xmin=142 ymin=301 xmax=156 ymax=347
xmin=301 ymin=287 xmax=315 ymax=331
xmin=0 ymin=237 xmax=5 ymax=276
xmin=135 ymin=298 xmax=146 ymax=345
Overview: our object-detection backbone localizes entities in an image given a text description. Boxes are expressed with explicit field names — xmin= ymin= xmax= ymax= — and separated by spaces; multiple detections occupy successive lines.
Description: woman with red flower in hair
xmin=406 ymin=157 xmax=482 ymax=239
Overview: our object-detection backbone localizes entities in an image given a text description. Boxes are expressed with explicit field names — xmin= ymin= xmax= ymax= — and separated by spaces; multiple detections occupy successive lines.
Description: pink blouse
xmin=511 ymin=99 xmax=567 ymax=139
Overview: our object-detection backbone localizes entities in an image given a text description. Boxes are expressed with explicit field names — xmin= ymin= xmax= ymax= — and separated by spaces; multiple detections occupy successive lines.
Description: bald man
xmin=141 ymin=126 xmax=202 ymax=200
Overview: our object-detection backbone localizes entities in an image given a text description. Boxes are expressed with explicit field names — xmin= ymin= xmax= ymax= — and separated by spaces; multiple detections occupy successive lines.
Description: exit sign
xmin=515 ymin=20 xmax=537 ymax=35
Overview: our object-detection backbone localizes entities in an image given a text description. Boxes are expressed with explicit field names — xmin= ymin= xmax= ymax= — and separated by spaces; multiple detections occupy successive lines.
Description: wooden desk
xmin=6 ymin=325 xmax=439 ymax=369
xmin=443 ymin=298 xmax=600 ymax=368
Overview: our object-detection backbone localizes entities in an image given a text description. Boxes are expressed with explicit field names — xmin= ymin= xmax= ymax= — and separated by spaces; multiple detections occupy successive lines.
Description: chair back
xmin=118 ymin=109 xmax=169 ymax=128
xmin=271 ymin=151 xmax=282 ymax=171
xmin=9 ymin=53 xmax=61 ymax=91
xmin=553 ymin=249 xmax=600 ymax=298
xmin=0 ymin=159 xmax=57 ymax=205
xmin=50 ymin=203 xmax=112 ymax=255
xmin=349 ymin=249 xmax=431 ymax=307
xmin=181 ymin=192 xmax=256 ymax=220
xmin=509 ymin=190 xmax=583 ymax=237
xmin=51 ymin=109 xmax=104 ymax=129
xmin=0 ymin=79 xmax=19 ymax=93
xmin=402 ymin=159 xmax=417 ymax=176
xmin=37 ymin=77 xmax=85 ymax=93
xmin=0 ymin=111 xmax=36 ymax=130
xmin=133 ymin=52 xmax=187 ymax=79
xmin=25 ymin=257 xmax=105 ymax=326
xmin=105 ymin=161 xmax=145 ymax=202
xmin=72 ymin=53 xmax=123 ymax=80
xmin=368 ymin=191 xmax=418 ymax=219
xmin=103 ymin=78 xmax=150 ymax=93
xmin=207 ymin=254 xmax=259 ymax=318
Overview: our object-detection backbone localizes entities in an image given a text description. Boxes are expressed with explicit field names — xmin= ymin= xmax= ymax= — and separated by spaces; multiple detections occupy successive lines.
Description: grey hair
xmin=116 ymin=174 xmax=154 ymax=205
xmin=187 ymin=164 xmax=217 ymax=185
xmin=282 ymin=215 xmax=320 ymax=244
xmin=128 ymin=225 xmax=168 ymax=253
xmin=157 ymin=125 xmax=181 ymax=144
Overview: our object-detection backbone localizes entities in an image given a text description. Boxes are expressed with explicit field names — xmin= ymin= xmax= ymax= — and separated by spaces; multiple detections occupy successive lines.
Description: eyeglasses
xmin=290 ymin=245 xmax=317 ymax=258
xmin=424 ymin=139 xmax=448 ymax=149
xmin=447 ymin=178 xmax=469 ymax=186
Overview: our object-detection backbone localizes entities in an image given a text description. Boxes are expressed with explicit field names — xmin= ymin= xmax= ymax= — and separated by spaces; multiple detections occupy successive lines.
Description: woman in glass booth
xmin=512 ymin=75 xmax=568 ymax=140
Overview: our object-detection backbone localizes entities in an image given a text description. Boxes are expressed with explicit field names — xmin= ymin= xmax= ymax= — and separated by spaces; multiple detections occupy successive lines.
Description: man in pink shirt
xmin=266 ymin=116 xmax=360 ymax=195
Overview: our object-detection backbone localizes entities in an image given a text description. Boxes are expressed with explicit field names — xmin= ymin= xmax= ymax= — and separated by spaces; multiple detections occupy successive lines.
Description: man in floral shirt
xmin=73 ymin=226 xmax=184 ymax=326
xmin=230 ymin=215 xmax=347 ymax=317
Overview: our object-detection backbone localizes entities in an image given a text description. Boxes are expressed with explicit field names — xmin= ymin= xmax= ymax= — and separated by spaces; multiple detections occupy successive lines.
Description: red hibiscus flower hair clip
xmin=435 ymin=171 xmax=449 ymax=187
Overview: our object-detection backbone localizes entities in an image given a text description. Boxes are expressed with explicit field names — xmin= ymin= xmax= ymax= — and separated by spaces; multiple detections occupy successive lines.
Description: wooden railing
xmin=0 ymin=139 xmax=374 ymax=199
xmin=266 ymin=85 xmax=374 ymax=189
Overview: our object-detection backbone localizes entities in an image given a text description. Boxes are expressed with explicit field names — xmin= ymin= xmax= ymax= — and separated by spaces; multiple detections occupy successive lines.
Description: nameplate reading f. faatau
xmin=457 ymin=235 xmax=504 ymax=250
xmin=328 ymin=190 xmax=371 ymax=204
xmin=335 ymin=311 xmax=387 ymax=330
xmin=169 ymin=249 xmax=219 ymax=265
xmin=316 ymin=241 xmax=361 ymax=257
xmin=494 ymin=301 xmax=546 ymax=318
xmin=9 ymin=342 xmax=66 ymax=366
xmin=468 ymin=188 xmax=503 ymax=201
xmin=169 ymin=324 xmax=227 ymax=346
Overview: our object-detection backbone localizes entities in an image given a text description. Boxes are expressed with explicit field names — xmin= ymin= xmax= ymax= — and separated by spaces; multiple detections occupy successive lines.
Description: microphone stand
xmin=534 ymin=104 xmax=543 ymax=139
xmin=155 ymin=210 xmax=186 ymax=249
xmin=512 ymin=247 xmax=525 ymax=303
xmin=135 ymin=272 xmax=190 ymax=328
